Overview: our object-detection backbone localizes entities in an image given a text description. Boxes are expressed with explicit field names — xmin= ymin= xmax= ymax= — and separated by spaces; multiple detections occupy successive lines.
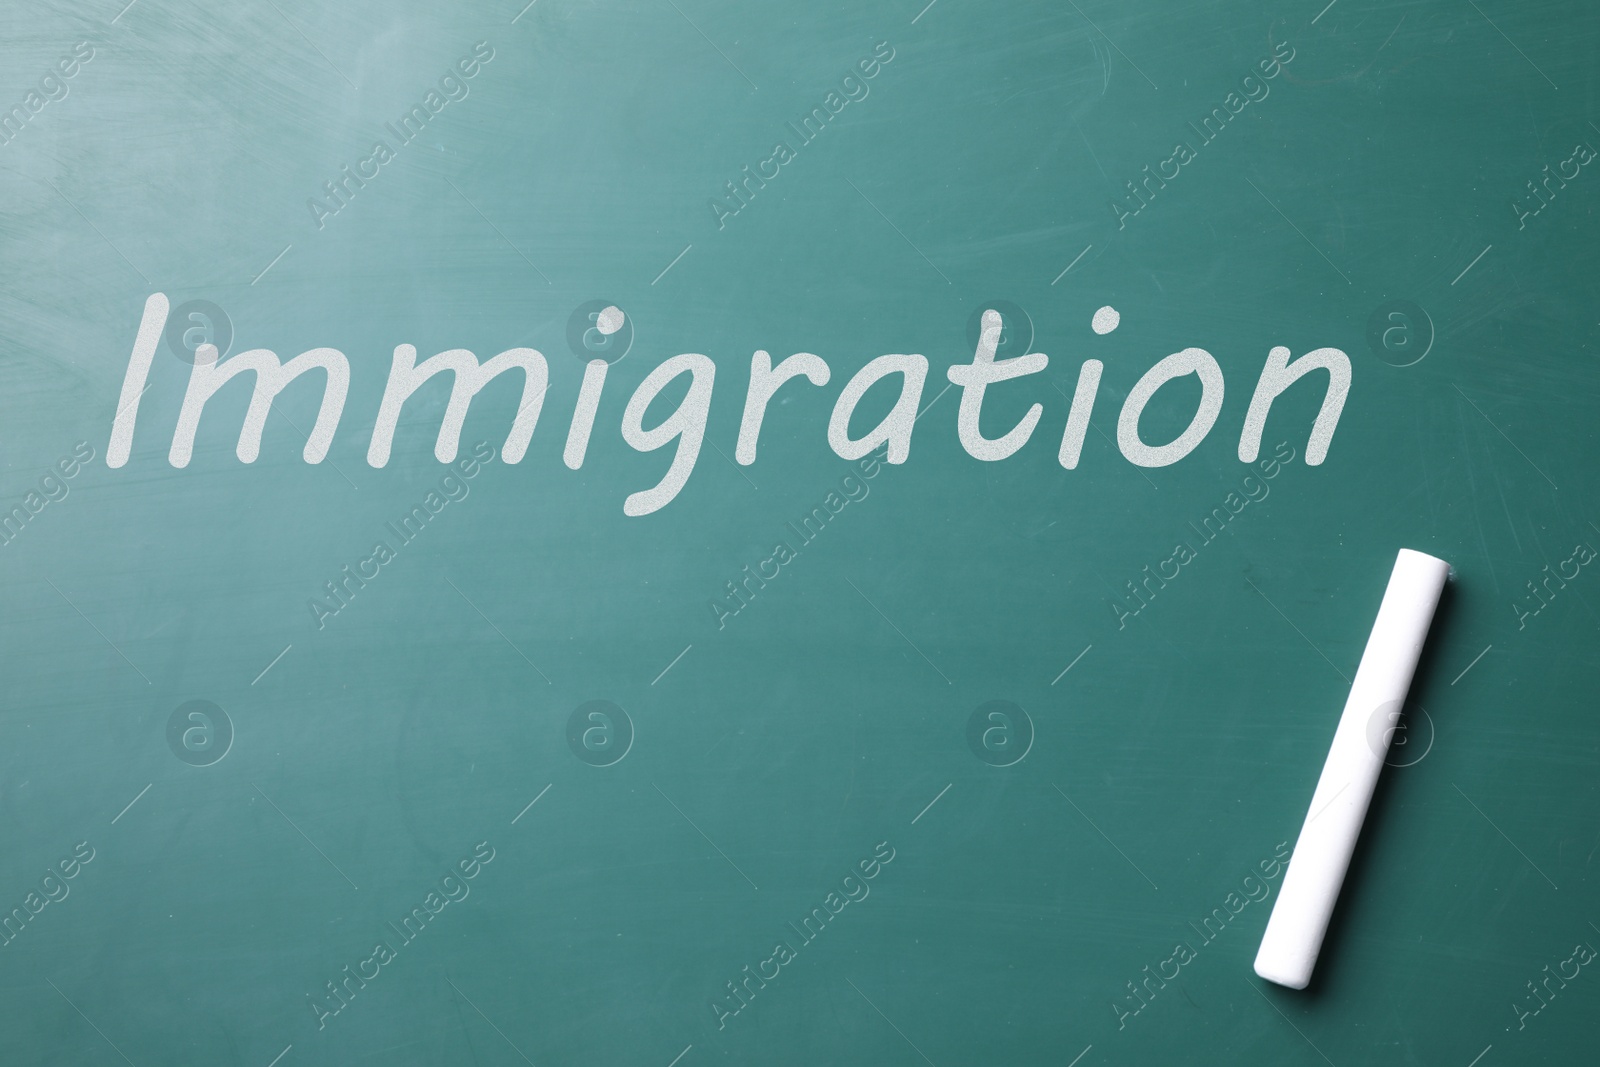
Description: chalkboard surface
xmin=2 ymin=2 xmax=1596 ymax=1065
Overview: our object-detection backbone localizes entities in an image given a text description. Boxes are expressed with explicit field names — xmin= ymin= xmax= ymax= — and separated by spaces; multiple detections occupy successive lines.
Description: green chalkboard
xmin=2 ymin=1 xmax=1597 ymax=1064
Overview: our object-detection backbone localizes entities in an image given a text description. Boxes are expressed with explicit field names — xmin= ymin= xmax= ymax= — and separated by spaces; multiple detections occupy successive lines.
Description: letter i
xmin=1058 ymin=359 xmax=1103 ymax=469
xmin=564 ymin=360 xmax=608 ymax=469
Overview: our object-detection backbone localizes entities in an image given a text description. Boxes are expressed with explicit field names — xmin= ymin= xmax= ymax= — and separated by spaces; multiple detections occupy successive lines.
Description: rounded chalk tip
xmin=1396 ymin=547 xmax=1450 ymax=570
xmin=1252 ymin=957 xmax=1311 ymax=990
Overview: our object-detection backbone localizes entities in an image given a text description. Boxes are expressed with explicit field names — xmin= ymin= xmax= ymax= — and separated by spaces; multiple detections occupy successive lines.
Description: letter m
xmin=0 ymin=106 xmax=28 ymax=137
xmin=169 ymin=346 xmax=350 ymax=467
xmin=368 ymin=345 xmax=548 ymax=466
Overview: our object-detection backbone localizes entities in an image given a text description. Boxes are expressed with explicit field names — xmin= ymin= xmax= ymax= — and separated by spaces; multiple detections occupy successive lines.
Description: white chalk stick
xmin=1253 ymin=548 xmax=1450 ymax=990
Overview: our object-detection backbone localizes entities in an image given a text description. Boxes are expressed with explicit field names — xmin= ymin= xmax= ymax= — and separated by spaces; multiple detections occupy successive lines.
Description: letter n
xmin=1238 ymin=346 xmax=1351 ymax=466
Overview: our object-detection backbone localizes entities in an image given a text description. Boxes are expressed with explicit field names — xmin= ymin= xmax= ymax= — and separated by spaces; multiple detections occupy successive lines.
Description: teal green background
xmin=1 ymin=1 xmax=1596 ymax=1064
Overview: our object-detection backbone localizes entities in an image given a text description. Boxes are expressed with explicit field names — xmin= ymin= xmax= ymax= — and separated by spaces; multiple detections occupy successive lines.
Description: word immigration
xmin=107 ymin=295 xmax=1354 ymax=516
